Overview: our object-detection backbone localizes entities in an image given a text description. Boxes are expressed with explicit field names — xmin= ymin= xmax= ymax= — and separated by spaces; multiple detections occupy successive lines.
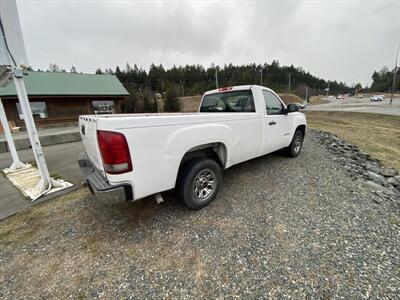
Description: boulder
xmin=380 ymin=167 xmax=398 ymax=177
xmin=356 ymin=152 xmax=370 ymax=160
xmin=363 ymin=181 xmax=393 ymax=194
xmin=365 ymin=162 xmax=380 ymax=174
xmin=367 ymin=171 xmax=385 ymax=186
xmin=387 ymin=176 xmax=400 ymax=187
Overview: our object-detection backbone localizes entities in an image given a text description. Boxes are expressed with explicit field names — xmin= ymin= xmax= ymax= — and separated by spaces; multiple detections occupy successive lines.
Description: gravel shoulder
xmin=1 ymin=132 xmax=399 ymax=299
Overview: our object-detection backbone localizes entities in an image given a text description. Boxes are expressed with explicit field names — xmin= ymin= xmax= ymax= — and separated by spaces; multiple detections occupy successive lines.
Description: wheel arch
xmin=296 ymin=124 xmax=306 ymax=137
xmin=180 ymin=142 xmax=228 ymax=168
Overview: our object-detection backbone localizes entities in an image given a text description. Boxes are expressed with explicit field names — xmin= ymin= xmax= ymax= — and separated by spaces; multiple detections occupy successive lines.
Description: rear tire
xmin=285 ymin=130 xmax=304 ymax=157
xmin=176 ymin=158 xmax=222 ymax=210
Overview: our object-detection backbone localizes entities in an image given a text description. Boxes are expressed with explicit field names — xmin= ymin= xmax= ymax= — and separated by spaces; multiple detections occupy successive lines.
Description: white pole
xmin=0 ymin=97 xmax=27 ymax=172
xmin=326 ymin=81 xmax=330 ymax=96
xmin=12 ymin=67 xmax=61 ymax=200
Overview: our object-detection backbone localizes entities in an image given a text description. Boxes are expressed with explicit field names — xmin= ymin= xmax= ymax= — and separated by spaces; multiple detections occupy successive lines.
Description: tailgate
xmin=79 ymin=115 xmax=104 ymax=174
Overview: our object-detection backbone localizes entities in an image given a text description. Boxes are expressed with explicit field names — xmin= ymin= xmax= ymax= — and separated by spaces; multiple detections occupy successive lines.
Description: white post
xmin=12 ymin=67 xmax=61 ymax=200
xmin=327 ymin=81 xmax=330 ymax=96
xmin=0 ymin=97 xmax=27 ymax=172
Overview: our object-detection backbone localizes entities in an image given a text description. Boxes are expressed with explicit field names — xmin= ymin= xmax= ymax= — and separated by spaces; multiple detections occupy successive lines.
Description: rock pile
xmin=312 ymin=130 xmax=400 ymax=203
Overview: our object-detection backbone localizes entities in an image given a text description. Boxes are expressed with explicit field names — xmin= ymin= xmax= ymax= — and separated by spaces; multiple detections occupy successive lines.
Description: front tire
xmin=177 ymin=158 xmax=222 ymax=210
xmin=285 ymin=130 xmax=304 ymax=157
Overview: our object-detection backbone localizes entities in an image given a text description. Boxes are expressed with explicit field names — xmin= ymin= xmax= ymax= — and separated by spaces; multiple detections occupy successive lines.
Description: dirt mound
xmin=278 ymin=94 xmax=303 ymax=105
xmin=179 ymin=96 xmax=202 ymax=112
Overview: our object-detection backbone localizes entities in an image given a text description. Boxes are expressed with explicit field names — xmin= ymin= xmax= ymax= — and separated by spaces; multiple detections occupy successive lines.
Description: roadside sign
xmin=1 ymin=0 xmax=70 ymax=200
xmin=0 ymin=0 xmax=29 ymax=68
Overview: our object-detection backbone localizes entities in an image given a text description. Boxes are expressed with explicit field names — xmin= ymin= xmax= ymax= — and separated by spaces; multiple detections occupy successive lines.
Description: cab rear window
xmin=200 ymin=90 xmax=255 ymax=113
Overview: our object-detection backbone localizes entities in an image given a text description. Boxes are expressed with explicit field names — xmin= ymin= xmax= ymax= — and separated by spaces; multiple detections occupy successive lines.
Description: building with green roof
xmin=0 ymin=71 xmax=128 ymax=128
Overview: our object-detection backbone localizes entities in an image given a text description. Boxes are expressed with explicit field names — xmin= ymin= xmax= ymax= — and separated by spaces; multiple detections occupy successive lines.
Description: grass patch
xmin=305 ymin=111 xmax=400 ymax=170
xmin=50 ymin=172 xmax=63 ymax=180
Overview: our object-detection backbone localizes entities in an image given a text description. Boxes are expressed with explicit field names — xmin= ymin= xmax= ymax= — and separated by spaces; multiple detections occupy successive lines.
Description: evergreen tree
xmin=48 ymin=63 xmax=60 ymax=72
xmin=122 ymin=90 xmax=138 ymax=113
xmin=164 ymin=87 xmax=181 ymax=112
xmin=371 ymin=67 xmax=398 ymax=92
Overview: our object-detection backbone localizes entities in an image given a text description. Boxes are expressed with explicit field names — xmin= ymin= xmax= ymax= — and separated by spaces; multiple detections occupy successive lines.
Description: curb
xmin=0 ymin=132 xmax=81 ymax=153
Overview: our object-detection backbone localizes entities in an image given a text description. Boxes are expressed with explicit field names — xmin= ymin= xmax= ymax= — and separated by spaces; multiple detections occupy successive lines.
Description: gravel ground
xmin=1 ymin=131 xmax=399 ymax=299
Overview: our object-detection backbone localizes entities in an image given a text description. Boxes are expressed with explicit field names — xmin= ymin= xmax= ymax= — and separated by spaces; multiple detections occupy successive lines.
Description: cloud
xmin=16 ymin=0 xmax=399 ymax=86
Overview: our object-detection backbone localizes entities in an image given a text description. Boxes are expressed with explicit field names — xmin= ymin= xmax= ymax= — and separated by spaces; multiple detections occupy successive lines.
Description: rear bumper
xmin=78 ymin=152 xmax=133 ymax=205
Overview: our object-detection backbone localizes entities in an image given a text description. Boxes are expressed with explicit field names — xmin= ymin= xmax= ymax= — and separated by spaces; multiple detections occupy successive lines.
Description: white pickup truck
xmin=78 ymin=85 xmax=307 ymax=209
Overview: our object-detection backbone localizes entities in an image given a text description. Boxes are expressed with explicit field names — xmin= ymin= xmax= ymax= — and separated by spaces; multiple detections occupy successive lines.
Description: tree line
xmin=92 ymin=60 xmax=360 ymax=112
xmin=95 ymin=60 xmax=354 ymax=97
xmin=43 ymin=61 xmax=398 ymax=113
xmin=370 ymin=66 xmax=399 ymax=93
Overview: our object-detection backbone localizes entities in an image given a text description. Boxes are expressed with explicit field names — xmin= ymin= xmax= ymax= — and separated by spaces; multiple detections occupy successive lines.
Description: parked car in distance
xmin=370 ymin=95 xmax=384 ymax=102
xmin=78 ymin=85 xmax=307 ymax=210
xmin=357 ymin=94 xmax=364 ymax=98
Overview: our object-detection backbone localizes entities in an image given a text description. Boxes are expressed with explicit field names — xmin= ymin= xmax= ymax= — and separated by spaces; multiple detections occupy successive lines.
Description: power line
xmin=0 ymin=17 xmax=17 ymax=66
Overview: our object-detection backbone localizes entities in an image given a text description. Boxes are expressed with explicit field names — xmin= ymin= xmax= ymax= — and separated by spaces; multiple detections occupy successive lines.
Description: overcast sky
xmin=16 ymin=0 xmax=399 ymax=86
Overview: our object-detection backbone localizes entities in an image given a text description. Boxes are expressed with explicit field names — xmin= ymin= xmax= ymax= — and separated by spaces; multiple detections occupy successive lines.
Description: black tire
xmin=285 ymin=130 xmax=304 ymax=157
xmin=176 ymin=158 xmax=222 ymax=210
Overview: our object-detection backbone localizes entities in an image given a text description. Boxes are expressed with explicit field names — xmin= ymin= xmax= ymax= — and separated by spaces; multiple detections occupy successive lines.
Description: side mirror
xmin=287 ymin=103 xmax=299 ymax=113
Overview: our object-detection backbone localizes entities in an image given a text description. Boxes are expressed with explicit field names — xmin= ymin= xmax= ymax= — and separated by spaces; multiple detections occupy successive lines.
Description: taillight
xmin=219 ymin=86 xmax=233 ymax=92
xmin=97 ymin=130 xmax=132 ymax=174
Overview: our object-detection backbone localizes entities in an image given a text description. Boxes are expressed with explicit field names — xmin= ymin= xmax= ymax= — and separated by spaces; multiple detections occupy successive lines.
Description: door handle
xmin=269 ymin=121 xmax=277 ymax=125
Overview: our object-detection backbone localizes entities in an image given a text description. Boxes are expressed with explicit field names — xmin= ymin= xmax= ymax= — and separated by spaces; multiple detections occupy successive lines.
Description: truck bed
xmin=79 ymin=113 xmax=261 ymax=180
xmin=80 ymin=112 xmax=261 ymax=130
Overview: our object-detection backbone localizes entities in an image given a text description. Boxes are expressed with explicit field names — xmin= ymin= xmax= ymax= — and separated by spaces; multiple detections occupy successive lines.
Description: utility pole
xmin=211 ymin=63 xmax=218 ymax=89
xmin=390 ymin=45 xmax=400 ymax=105
xmin=288 ymin=73 xmax=291 ymax=93
xmin=180 ymin=80 xmax=184 ymax=97
xmin=260 ymin=67 xmax=264 ymax=86
xmin=305 ymin=86 xmax=308 ymax=103
xmin=215 ymin=66 xmax=218 ymax=89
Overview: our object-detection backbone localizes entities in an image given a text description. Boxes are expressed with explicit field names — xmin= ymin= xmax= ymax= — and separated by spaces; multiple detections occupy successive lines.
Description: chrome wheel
xmin=294 ymin=134 xmax=303 ymax=154
xmin=191 ymin=168 xmax=217 ymax=202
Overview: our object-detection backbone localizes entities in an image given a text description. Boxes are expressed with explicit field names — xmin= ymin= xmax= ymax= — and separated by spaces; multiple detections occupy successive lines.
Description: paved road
xmin=306 ymin=97 xmax=400 ymax=116
xmin=0 ymin=141 xmax=84 ymax=219
xmin=1 ymin=133 xmax=399 ymax=298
